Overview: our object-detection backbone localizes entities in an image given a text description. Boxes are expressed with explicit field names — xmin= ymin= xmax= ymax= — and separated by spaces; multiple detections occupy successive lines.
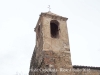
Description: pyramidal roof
xmin=41 ymin=11 xmax=67 ymax=19
xmin=44 ymin=11 xmax=60 ymax=16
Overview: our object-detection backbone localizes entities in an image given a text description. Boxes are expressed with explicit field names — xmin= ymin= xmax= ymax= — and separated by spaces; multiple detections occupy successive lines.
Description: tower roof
xmin=43 ymin=11 xmax=60 ymax=16
xmin=40 ymin=11 xmax=68 ymax=20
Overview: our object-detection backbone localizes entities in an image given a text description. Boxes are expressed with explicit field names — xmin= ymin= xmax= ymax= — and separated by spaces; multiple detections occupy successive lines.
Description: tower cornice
xmin=40 ymin=11 xmax=68 ymax=21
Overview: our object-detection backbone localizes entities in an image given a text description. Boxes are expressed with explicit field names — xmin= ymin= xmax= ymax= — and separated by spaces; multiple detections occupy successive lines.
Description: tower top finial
xmin=48 ymin=5 xmax=51 ymax=12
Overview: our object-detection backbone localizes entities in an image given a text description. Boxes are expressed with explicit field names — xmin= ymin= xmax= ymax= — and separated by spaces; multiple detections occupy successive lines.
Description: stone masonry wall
xmin=29 ymin=46 xmax=73 ymax=75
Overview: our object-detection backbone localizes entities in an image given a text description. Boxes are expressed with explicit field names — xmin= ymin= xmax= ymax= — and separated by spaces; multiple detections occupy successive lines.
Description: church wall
xmin=73 ymin=68 xmax=100 ymax=75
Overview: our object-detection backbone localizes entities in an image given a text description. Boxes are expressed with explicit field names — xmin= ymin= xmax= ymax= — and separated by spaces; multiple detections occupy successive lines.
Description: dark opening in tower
xmin=50 ymin=20 xmax=59 ymax=38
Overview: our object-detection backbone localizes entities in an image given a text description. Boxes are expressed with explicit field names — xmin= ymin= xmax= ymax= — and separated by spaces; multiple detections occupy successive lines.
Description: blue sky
xmin=0 ymin=0 xmax=100 ymax=75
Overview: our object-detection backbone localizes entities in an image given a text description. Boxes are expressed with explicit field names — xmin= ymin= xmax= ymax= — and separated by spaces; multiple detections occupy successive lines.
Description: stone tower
xmin=29 ymin=11 xmax=73 ymax=75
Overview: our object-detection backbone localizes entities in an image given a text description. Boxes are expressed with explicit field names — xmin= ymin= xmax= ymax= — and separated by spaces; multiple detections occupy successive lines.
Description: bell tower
xmin=29 ymin=11 xmax=73 ymax=75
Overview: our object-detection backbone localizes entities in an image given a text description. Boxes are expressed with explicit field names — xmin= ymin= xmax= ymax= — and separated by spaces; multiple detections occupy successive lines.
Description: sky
xmin=0 ymin=0 xmax=100 ymax=75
